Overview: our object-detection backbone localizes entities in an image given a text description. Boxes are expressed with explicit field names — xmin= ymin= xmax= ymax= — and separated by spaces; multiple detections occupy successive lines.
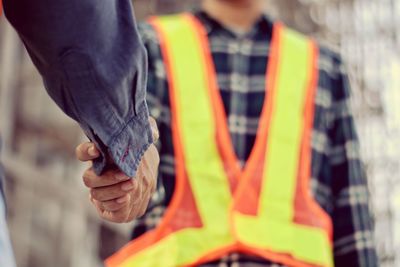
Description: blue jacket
xmin=3 ymin=0 xmax=153 ymax=177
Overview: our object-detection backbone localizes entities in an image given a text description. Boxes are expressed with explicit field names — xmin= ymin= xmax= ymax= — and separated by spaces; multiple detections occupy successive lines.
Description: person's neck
xmin=202 ymin=0 xmax=263 ymax=33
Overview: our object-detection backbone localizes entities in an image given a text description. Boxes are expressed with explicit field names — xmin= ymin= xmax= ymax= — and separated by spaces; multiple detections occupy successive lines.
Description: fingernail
xmin=116 ymin=195 xmax=128 ymax=204
xmin=88 ymin=146 xmax=99 ymax=157
xmin=121 ymin=181 xmax=134 ymax=191
xmin=116 ymin=173 xmax=129 ymax=181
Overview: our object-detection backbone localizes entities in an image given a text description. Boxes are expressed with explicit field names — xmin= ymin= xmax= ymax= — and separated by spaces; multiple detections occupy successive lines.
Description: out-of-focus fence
xmin=0 ymin=0 xmax=399 ymax=266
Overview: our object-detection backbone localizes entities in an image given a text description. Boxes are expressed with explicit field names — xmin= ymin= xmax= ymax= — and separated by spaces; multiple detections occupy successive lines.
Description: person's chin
xmin=217 ymin=0 xmax=255 ymax=6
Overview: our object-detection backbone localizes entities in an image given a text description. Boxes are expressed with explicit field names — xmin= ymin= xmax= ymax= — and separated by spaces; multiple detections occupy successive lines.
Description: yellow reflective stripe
xmin=261 ymin=28 xmax=307 ymax=222
xmin=118 ymin=14 xmax=233 ymax=267
xmin=119 ymin=230 xmax=226 ymax=267
xmin=235 ymin=28 xmax=333 ymax=267
xmin=158 ymin=13 xmax=231 ymax=235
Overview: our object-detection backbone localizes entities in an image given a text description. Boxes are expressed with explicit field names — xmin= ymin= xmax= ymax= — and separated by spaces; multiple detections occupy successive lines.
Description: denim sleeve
xmin=3 ymin=0 xmax=153 ymax=177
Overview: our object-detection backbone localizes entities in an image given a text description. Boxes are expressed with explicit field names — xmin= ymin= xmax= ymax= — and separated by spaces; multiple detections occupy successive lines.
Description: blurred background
xmin=0 ymin=0 xmax=399 ymax=266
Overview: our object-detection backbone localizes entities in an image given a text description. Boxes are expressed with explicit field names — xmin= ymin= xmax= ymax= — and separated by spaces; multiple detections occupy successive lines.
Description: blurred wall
xmin=0 ymin=0 xmax=399 ymax=266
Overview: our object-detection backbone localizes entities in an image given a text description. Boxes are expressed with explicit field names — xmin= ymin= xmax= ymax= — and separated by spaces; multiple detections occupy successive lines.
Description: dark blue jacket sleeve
xmin=3 ymin=0 xmax=153 ymax=177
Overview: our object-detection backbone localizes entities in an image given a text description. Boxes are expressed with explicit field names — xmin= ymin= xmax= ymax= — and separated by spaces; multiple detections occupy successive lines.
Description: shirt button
xmin=241 ymin=40 xmax=251 ymax=54
xmin=230 ymin=43 xmax=240 ymax=53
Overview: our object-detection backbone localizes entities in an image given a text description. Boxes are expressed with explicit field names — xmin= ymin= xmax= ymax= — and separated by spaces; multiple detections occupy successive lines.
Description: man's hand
xmin=76 ymin=120 xmax=160 ymax=223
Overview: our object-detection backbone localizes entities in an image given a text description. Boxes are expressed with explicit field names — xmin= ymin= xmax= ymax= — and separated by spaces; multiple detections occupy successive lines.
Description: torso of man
xmin=127 ymin=11 xmax=375 ymax=267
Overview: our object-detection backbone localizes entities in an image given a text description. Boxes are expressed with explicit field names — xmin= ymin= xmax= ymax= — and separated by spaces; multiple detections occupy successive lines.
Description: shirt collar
xmin=193 ymin=10 xmax=273 ymax=39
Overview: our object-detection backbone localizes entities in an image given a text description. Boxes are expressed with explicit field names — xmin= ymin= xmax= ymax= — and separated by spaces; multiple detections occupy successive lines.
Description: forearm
xmin=3 ymin=0 xmax=153 ymax=177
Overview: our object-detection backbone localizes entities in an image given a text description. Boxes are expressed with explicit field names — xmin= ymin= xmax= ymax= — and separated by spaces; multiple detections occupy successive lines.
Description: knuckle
xmin=82 ymin=175 xmax=92 ymax=188
xmin=75 ymin=143 xmax=87 ymax=160
xmin=113 ymin=187 xmax=125 ymax=198
xmin=75 ymin=145 xmax=82 ymax=158
xmin=103 ymin=201 xmax=114 ymax=209
xmin=90 ymin=189 xmax=100 ymax=200
xmin=106 ymin=202 xmax=123 ymax=212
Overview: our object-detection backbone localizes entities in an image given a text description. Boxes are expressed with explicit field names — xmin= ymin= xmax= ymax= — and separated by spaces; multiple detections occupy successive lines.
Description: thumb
xmin=149 ymin=117 xmax=159 ymax=142
xmin=76 ymin=142 xmax=100 ymax=162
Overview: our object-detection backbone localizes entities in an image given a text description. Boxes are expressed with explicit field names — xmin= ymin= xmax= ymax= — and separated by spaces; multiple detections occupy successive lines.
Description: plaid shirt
xmin=132 ymin=11 xmax=378 ymax=266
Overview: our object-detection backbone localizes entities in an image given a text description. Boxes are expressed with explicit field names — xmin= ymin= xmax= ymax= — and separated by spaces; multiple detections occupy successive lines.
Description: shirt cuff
xmin=91 ymin=103 xmax=153 ymax=178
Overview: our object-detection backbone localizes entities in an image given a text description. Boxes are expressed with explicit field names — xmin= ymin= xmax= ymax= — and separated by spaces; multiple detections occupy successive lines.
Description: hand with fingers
xmin=76 ymin=119 xmax=160 ymax=223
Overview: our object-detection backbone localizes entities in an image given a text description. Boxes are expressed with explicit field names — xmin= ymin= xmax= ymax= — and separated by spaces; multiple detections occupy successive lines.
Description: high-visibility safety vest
xmin=107 ymin=13 xmax=333 ymax=267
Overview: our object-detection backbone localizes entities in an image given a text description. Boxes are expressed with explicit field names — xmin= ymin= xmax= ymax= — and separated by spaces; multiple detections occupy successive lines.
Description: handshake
xmin=75 ymin=118 xmax=160 ymax=223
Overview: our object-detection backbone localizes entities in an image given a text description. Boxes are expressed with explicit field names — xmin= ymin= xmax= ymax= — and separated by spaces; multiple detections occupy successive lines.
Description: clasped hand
xmin=75 ymin=119 xmax=160 ymax=223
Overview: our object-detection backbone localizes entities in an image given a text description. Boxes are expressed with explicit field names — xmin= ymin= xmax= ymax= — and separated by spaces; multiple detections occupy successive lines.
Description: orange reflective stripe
xmin=191 ymin=15 xmax=242 ymax=190
xmin=232 ymin=22 xmax=282 ymax=217
xmin=233 ymin=26 xmax=333 ymax=267
xmin=107 ymin=13 xmax=235 ymax=267
xmin=294 ymin=43 xmax=333 ymax=236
